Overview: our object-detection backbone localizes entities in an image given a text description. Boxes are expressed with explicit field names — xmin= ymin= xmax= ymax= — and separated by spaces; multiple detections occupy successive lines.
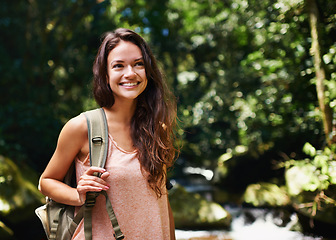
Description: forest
xmin=1 ymin=0 xmax=336 ymax=239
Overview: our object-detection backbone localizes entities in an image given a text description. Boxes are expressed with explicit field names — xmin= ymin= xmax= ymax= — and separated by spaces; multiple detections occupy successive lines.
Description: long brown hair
xmin=93 ymin=28 xmax=178 ymax=197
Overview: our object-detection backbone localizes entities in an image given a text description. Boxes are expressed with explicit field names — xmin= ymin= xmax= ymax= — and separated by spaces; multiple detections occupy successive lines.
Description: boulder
xmin=169 ymin=184 xmax=231 ymax=229
xmin=243 ymin=182 xmax=290 ymax=207
xmin=0 ymin=155 xmax=45 ymax=239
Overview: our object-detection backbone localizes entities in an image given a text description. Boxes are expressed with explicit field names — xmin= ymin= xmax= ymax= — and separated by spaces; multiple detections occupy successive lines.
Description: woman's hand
xmin=76 ymin=167 xmax=110 ymax=205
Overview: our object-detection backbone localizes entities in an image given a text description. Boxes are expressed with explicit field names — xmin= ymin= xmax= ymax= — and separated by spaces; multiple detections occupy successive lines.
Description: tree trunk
xmin=306 ymin=0 xmax=334 ymax=144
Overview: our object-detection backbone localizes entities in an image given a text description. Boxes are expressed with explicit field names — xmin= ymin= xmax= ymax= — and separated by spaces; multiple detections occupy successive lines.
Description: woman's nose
xmin=124 ymin=65 xmax=136 ymax=78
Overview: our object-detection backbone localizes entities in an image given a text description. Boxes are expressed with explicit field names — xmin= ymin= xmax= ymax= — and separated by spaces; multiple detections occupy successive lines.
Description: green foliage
xmin=285 ymin=143 xmax=336 ymax=221
xmin=1 ymin=0 xmax=336 ymax=206
xmin=150 ymin=0 xmax=329 ymax=168
xmin=286 ymin=143 xmax=336 ymax=195
xmin=0 ymin=0 xmax=128 ymax=169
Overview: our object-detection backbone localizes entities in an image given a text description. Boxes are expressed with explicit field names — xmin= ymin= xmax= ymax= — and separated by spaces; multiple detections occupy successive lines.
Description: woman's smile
xmin=119 ymin=81 xmax=140 ymax=87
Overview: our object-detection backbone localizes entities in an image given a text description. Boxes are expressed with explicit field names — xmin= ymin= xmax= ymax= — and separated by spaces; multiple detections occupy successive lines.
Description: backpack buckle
xmin=85 ymin=192 xmax=98 ymax=207
xmin=85 ymin=200 xmax=96 ymax=207
xmin=114 ymin=233 xmax=125 ymax=240
xmin=92 ymin=137 xmax=103 ymax=145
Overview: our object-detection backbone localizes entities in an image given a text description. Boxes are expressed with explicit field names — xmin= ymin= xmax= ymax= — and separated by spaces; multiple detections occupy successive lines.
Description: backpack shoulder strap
xmin=81 ymin=108 xmax=124 ymax=240
xmin=83 ymin=108 xmax=108 ymax=170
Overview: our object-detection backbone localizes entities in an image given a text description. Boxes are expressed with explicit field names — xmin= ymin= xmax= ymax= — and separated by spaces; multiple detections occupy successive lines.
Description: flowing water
xmin=175 ymin=207 xmax=325 ymax=240
xmin=173 ymin=167 xmax=330 ymax=240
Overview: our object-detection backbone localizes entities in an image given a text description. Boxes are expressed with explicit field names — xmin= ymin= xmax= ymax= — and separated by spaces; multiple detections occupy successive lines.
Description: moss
xmin=169 ymin=184 xmax=231 ymax=229
xmin=243 ymin=182 xmax=290 ymax=207
xmin=0 ymin=155 xmax=44 ymax=225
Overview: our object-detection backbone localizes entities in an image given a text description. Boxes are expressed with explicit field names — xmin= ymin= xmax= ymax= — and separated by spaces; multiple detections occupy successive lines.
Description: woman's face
xmin=107 ymin=40 xmax=148 ymax=103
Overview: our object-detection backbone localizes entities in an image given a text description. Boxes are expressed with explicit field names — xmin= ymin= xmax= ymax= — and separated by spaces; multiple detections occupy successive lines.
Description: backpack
xmin=35 ymin=108 xmax=124 ymax=240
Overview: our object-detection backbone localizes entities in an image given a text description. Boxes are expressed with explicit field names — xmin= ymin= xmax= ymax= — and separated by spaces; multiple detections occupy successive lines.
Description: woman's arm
xmin=163 ymin=165 xmax=176 ymax=240
xmin=39 ymin=114 xmax=110 ymax=206
xmin=168 ymin=199 xmax=176 ymax=240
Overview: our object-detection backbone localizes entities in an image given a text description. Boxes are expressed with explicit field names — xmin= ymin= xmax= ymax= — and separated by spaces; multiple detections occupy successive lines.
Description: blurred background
xmin=1 ymin=0 xmax=336 ymax=239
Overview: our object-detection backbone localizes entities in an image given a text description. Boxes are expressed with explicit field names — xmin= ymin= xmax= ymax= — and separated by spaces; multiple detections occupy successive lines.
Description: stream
xmin=175 ymin=206 xmax=325 ymax=240
xmin=173 ymin=166 xmax=332 ymax=240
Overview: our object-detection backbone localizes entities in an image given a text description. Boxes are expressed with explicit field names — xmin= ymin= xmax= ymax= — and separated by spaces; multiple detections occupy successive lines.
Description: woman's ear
xmin=106 ymin=73 xmax=109 ymax=83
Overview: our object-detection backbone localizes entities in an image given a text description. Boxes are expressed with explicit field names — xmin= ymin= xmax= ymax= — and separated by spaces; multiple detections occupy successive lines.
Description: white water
xmin=175 ymin=208 xmax=323 ymax=240
xmin=176 ymin=228 xmax=321 ymax=240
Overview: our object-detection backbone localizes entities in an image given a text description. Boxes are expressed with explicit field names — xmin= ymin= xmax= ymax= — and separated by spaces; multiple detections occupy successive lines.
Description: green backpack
xmin=35 ymin=108 xmax=124 ymax=240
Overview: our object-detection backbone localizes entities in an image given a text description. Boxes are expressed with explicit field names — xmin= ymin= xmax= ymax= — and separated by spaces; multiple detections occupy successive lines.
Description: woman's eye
xmin=135 ymin=61 xmax=144 ymax=67
xmin=112 ymin=64 xmax=123 ymax=69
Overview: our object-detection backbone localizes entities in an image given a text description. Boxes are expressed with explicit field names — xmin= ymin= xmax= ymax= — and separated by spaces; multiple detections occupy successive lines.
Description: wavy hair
xmin=93 ymin=28 xmax=178 ymax=197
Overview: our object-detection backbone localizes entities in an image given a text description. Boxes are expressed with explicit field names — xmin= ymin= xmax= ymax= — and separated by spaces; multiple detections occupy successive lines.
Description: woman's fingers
xmin=85 ymin=166 xmax=108 ymax=176
xmin=100 ymin=171 xmax=110 ymax=180
xmin=77 ymin=184 xmax=106 ymax=193
xmin=79 ymin=174 xmax=110 ymax=189
xmin=78 ymin=175 xmax=109 ymax=188
xmin=85 ymin=166 xmax=110 ymax=181
xmin=76 ymin=167 xmax=110 ymax=201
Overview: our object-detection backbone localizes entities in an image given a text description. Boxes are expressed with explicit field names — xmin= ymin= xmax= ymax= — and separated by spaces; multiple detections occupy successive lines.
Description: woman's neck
xmin=103 ymin=99 xmax=136 ymax=125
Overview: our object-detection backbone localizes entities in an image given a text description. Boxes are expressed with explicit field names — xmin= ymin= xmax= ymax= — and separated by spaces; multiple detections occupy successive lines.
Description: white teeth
xmin=121 ymin=82 xmax=138 ymax=86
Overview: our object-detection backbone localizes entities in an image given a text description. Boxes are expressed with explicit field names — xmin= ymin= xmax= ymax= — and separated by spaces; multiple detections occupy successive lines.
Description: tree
xmin=0 ymin=0 xmax=122 ymax=170
xmin=306 ymin=0 xmax=334 ymax=145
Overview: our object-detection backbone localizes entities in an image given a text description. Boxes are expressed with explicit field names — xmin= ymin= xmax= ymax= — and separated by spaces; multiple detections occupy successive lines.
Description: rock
xmin=0 ymin=155 xmax=45 ymax=239
xmin=169 ymin=184 xmax=231 ymax=229
xmin=243 ymin=182 xmax=290 ymax=207
xmin=0 ymin=221 xmax=13 ymax=240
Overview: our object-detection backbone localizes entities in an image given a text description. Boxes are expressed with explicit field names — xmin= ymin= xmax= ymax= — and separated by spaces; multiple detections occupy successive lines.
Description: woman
xmin=39 ymin=28 xmax=178 ymax=239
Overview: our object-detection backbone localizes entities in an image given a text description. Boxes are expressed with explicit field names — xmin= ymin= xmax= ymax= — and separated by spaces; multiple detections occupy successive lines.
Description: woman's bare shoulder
xmin=58 ymin=113 xmax=88 ymax=145
xmin=66 ymin=113 xmax=87 ymax=131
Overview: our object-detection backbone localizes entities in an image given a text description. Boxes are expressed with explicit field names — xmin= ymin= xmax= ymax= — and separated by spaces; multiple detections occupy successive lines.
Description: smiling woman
xmin=39 ymin=28 xmax=178 ymax=240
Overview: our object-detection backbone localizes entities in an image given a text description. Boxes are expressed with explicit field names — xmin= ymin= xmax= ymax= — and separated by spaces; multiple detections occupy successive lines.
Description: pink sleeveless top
xmin=71 ymin=134 xmax=171 ymax=240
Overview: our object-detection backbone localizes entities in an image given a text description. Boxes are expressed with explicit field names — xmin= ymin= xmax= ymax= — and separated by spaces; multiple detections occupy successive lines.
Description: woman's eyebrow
xmin=134 ymin=57 xmax=144 ymax=62
xmin=111 ymin=57 xmax=143 ymax=64
xmin=110 ymin=60 xmax=124 ymax=66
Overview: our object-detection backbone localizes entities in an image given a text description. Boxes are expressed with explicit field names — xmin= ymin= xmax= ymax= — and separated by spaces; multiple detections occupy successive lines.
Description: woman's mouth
xmin=119 ymin=82 xmax=140 ymax=87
